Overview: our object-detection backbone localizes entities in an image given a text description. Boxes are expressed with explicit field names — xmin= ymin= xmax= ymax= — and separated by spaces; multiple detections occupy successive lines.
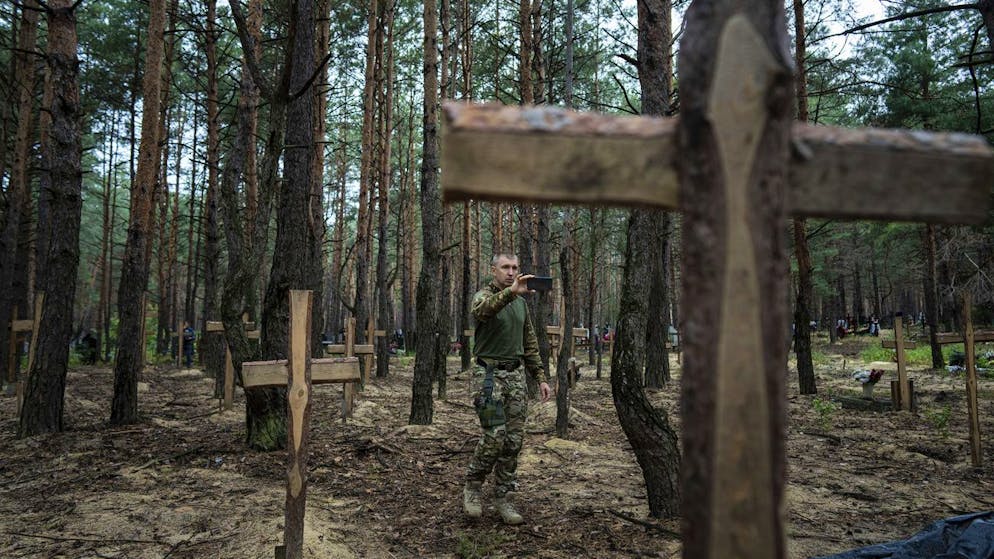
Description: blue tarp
xmin=815 ymin=511 xmax=994 ymax=559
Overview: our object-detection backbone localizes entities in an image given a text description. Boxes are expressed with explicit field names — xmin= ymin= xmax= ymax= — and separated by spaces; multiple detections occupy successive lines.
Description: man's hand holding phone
xmin=511 ymin=274 xmax=534 ymax=296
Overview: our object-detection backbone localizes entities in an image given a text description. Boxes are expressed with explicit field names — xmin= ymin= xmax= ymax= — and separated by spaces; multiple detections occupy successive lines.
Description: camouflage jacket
xmin=471 ymin=281 xmax=547 ymax=383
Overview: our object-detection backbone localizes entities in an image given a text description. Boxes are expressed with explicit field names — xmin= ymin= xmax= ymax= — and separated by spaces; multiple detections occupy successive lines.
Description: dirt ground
xmin=2 ymin=334 xmax=993 ymax=559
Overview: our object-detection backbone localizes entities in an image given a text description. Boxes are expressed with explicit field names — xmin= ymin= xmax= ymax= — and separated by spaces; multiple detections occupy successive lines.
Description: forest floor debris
xmin=1 ymin=332 xmax=992 ymax=558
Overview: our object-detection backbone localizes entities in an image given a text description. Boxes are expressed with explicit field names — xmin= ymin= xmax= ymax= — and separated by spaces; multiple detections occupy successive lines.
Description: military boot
xmin=495 ymin=494 xmax=524 ymax=525
xmin=463 ymin=481 xmax=483 ymax=518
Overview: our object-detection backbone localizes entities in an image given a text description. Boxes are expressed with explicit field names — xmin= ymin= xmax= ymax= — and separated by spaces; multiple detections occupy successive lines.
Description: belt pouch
xmin=474 ymin=362 xmax=506 ymax=428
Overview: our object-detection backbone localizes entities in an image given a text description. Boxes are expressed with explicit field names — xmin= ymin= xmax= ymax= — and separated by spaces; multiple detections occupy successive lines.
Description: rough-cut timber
xmin=441 ymin=104 xmax=993 ymax=225
xmin=677 ymin=12 xmax=793 ymax=559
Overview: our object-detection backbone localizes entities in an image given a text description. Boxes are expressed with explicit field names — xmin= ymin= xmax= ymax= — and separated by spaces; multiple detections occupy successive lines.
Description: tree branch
xmin=812 ymin=3 xmax=980 ymax=44
xmin=287 ymin=51 xmax=334 ymax=102
xmin=227 ymin=0 xmax=273 ymax=100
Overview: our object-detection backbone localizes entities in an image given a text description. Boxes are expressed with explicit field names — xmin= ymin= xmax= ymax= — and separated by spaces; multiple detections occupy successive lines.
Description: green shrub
xmin=455 ymin=530 xmax=511 ymax=559
xmin=811 ymin=397 xmax=840 ymax=430
xmin=924 ymin=405 xmax=952 ymax=439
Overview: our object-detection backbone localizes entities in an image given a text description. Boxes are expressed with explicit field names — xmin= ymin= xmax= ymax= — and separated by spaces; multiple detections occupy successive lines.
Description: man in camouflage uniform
xmin=463 ymin=253 xmax=551 ymax=525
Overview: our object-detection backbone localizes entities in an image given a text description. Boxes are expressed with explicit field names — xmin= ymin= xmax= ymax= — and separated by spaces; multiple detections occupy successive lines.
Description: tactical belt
xmin=477 ymin=358 xmax=520 ymax=372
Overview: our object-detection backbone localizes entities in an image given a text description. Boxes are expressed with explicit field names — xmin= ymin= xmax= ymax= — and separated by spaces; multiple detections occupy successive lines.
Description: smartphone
xmin=526 ymin=276 xmax=554 ymax=292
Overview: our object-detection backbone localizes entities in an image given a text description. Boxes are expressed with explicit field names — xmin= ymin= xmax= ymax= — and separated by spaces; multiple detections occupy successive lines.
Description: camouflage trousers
xmin=466 ymin=365 xmax=528 ymax=497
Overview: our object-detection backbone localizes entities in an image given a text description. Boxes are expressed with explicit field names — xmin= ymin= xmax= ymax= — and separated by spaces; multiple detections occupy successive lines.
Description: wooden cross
xmin=547 ymin=325 xmax=588 ymax=366
xmin=206 ymin=317 xmax=261 ymax=411
xmin=931 ymin=294 xmax=986 ymax=467
xmin=322 ymin=316 xmax=385 ymax=418
xmin=961 ymin=293 xmax=983 ymax=467
xmin=239 ymin=290 xmax=360 ymax=559
xmin=882 ymin=312 xmax=917 ymax=411
xmin=440 ymin=12 xmax=992 ymax=559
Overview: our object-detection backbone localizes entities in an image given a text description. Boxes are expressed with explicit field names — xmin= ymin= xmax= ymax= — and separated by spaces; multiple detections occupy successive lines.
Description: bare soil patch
xmin=1 ymin=335 xmax=992 ymax=558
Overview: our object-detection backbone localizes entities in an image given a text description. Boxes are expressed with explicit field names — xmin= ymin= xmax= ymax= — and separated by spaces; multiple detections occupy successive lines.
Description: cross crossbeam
xmin=442 ymin=103 xmax=992 ymax=225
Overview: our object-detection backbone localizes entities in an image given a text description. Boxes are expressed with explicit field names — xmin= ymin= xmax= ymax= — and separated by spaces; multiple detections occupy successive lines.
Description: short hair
xmin=491 ymin=253 xmax=519 ymax=266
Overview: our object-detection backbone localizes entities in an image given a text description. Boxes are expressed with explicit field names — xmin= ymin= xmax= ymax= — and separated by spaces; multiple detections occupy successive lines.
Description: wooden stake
xmin=963 ymin=292 xmax=982 ymax=467
xmin=16 ymin=292 xmax=44 ymax=416
xmin=894 ymin=312 xmax=911 ymax=411
xmin=6 ymin=307 xmax=17 ymax=389
xmin=223 ymin=345 xmax=234 ymax=411
xmin=177 ymin=318 xmax=184 ymax=368
xmin=364 ymin=316 xmax=374 ymax=383
xmin=343 ymin=317 xmax=355 ymax=419
xmin=283 ymin=290 xmax=313 ymax=559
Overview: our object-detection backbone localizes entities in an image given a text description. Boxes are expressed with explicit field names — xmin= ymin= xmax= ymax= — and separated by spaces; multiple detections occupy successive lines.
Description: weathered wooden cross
xmin=932 ymin=293 xmax=987 ymax=467
xmin=238 ymin=290 xmax=360 ymax=559
xmin=205 ymin=316 xmax=260 ymax=410
xmin=441 ymin=9 xmax=992 ymax=558
xmin=882 ymin=312 xmax=917 ymax=411
xmin=322 ymin=316 xmax=382 ymax=418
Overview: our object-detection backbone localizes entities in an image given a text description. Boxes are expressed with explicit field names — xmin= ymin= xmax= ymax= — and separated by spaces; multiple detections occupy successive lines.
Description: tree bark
xmin=375 ymin=1 xmax=395 ymax=377
xmin=256 ymin=0 xmax=316 ymax=451
xmin=202 ymin=0 xmax=223 ymax=391
xmin=410 ymin=0 xmax=440 ymax=425
xmin=792 ymin=0 xmax=816 ymax=395
xmin=111 ymin=0 xmax=167 ymax=425
xmin=354 ymin=0 xmax=379 ymax=382
xmin=0 ymin=0 xmax=39 ymax=388
xmin=555 ymin=232 xmax=574 ymax=439
xmin=311 ymin=0 xmax=330 ymax=357
xmin=611 ymin=210 xmax=680 ymax=517
xmin=18 ymin=0 xmax=82 ymax=436
xmin=923 ymin=224 xmax=944 ymax=368
xmin=605 ymin=0 xmax=680 ymax=517
xmin=639 ymin=0 xmax=673 ymax=391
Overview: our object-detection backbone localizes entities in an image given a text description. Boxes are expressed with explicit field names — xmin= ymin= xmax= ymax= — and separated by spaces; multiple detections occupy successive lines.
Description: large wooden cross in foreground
xmin=239 ymin=290 xmax=360 ymax=559
xmin=441 ymin=8 xmax=992 ymax=559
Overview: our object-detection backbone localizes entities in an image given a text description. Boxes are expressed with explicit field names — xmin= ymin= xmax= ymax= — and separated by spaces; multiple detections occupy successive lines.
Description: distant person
xmin=463 ymin=253 xmax=550 ymax=526
xmin=182 ymin=322 xmax=195 ymax=368
xmin=79 ymin=330 xmax=99 ymax=365
xmin=869 ymin=315 xmax=880 ymax=337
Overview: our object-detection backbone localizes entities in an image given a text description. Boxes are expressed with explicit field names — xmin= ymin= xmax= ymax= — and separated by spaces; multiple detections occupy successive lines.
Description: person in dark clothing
xmin=182 ymin=322 xmax=196 ymax=368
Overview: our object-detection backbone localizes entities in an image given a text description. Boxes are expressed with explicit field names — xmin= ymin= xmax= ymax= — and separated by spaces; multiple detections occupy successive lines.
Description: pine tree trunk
xmin=0 ymin=1 xmax=39 ymax=388
xmin=606 ymin=0 xmax=680 ymax=516
xmin=354 ymin=0 xmax=379 ymax=382
xmin=611 ymin=210 xmax=680 ymax=517
xmin=201 ymin=0 xmax=224 ymax=392
xmin=410 ymin=0 xmax=440 ymax=425
xmin=460 ymin=201 xmax=472 ymax=370
xmin=638 ymin=0 xmax=673 ymax=390
xmin=18 ymin=0 xmax=82 ymax=436
xmin=311 ymin=0 xmax=330 ymax=357
xmin=555 ymin=233 xmax=574 ymax=439
xmin=257 ymin=0 xmax=317 ymax=450
xmin=375 ymin=1 xmax=395 ymax=378
xmin=585 ymin=208 xmax=598 ymax=366
xmin=792 ymin=0 xmax=816 ymax=394
xmin=923 ymin=224 xmax=944 ymax=368
xmin=111 ymin=0 xmax=167 ymax=425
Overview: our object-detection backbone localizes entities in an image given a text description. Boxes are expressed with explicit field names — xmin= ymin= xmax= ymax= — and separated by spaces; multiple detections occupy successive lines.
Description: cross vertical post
xmin=223 ymin=345 xmax=234 ymax=411
xmin=343 ymin=317 xmax=356 ymax=418
xmin=16 ymin=292 xmax=44 ymax=416
xmin=6 ymin=307 xmax=18 ymax=390
xmin=894 ymin=312 xmax=911 ymax=411
xmin=963 ymin=293 xmax=982 ymax=467
xmin=283 ymin=289 xmax=313 ymax=559
xmin=176 ymin=318 xmax=183 ymax=368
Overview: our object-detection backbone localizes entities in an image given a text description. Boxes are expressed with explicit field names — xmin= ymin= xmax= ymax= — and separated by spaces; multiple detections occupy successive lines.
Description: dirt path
xmin=1 ymin=336 xmax=992 ymax=558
